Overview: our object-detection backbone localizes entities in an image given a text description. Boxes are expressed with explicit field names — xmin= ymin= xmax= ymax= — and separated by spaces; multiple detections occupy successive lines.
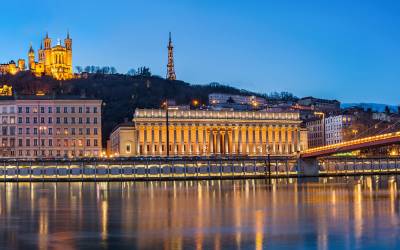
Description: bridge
xmin=298 ymin=131 xmax=400 ymax=176
xmin=301 ymin=131 xmax=400 ymax=158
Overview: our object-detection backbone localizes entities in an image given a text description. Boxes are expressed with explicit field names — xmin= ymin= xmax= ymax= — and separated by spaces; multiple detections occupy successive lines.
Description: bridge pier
xmin=297 ymin=157 xmax=319 ymax=177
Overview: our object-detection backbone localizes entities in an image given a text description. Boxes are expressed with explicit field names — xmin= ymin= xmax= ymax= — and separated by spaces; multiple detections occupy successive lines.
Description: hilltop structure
xmin=0 ymin=32 xmax=73 ymax=80
xmin=166 ymin=32 xmax=176 ymax=80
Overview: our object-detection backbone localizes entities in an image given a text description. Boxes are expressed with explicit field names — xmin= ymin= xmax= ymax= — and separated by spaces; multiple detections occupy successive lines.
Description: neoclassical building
xmin=124 ymin=109 xmax=307 ymax=157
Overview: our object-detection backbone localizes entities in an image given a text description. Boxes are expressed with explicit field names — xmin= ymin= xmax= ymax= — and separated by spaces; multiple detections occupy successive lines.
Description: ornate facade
xmin=127 ymin=109 xmax=308 ymax=157
xmin=0 ymin=32 xmax=73 ymax=80
xmin=28 ymin=33 xmax=73 ymax=80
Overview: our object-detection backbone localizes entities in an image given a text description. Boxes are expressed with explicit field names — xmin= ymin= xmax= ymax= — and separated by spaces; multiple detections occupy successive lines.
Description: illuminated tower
xmin=166 ymin=32 xmax=176 ymax=80
xmin=28 ymin=44 xmax=35 ymax=70
xmin=64 ymin=31 xmax=73 ymax=70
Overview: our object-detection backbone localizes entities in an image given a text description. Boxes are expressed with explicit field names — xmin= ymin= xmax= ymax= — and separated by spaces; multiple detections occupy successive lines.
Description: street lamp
xmin=162 ymin=100 xmax=170 ymax=157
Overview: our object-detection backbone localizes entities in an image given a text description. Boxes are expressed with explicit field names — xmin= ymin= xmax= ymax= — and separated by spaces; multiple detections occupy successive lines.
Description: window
xmin=56 ymin=117 xmax=61 ymax=124
xmin=33 ymin=117 xmax=38 ymax=124
xmin=26 ymin=117 xmax=30 ymax=124
xmin=86 ymin=139 xmax=90 ymax=146
xmin=64 ymin=117 xmax=68 ymax=124
xmin=18 ymin=128 xmax=22 ymax=135
xmin=48 ymin=117 xmax=53 ymax=124
xmin=94 ymin=107 xmax=98 ymax=113
xmin=79 ymin=118 xmax=83 ymax=124
xmin=40 ymin=107 xmax=45 ymax=113
xmin=94 ymin=139 xmax=98 ymax=146
xmin=48 ymin=128 xmax=53 ymax=135
xmin=86 ymin=107 xmax=90 ymax=113
xmin=56 ymin=128 xmax=61 ymax=135
xmin=86 ymin=117 xmax=90 ymax=124
xmin=71 ymin=128 xmax=75 ymax=135
xmin=26 ymin=139 xmax=30 ymax=147
xmin=86 ymin=128 xmax=90 ymax=135
xmin=56 ymin=107 xmax=61 ymax=113
xmin=79 ymin=128 xmax=83 ymax=135
xmin=18 ymin=139 xmax=22 ymax=147
xmin=94 ymin=128 xmax=98 ymax=135
xmin=48 ymin=107 xmax=52 ymax=113
xmin=71 ymin=117 xmax=75 ymax=124
xmin=78 ymin=107 xmax=83 ymax=113
xmin=25 ymin=107 xmax=30 ymax=113
xmin=40 ymin=117 xmax=45 ymax=124
xmin=18 ymin=107 xmax=22 ymax=113
xmin=18 ymin=117 xmax=22 ymax=124
xmin=71 ymin=107 xmax=75 ymax=113
xmin=94 ymin=117 xmax=98 ymax=124
xmin=126 ymin=143 xmax=131 ymax=153
xmin=33 ymin=128 xmax=38 ymax=135
xmin=26 ymin=128 xmax=30 ymax=135
xmin=64 ymin=128 xmax=68 ymax=135
xmin=41 ymin=139 xmax=45 ymax=146
xmin=64 ymin=107 xmax=68 ymax=113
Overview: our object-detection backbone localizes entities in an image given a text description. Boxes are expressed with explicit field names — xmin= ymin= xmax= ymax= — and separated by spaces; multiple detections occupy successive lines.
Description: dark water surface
xmin=0 ymin=176 xmax=399 ymax=249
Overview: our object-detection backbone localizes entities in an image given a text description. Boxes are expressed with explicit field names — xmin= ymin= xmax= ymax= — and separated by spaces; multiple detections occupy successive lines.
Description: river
xmin=0 ymin=176 xmax=399 ymax=249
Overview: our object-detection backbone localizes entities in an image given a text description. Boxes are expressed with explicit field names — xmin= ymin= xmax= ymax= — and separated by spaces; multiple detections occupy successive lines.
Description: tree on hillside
xmin=75 ymin=66 xmax=83 ymax=73
xmin=110 ymin=67 xmax=117 ymax=74
xmin=127 ymin=69 xmax=136 ymax=76
xmin=385 ymin=105 xmax=391 ymax=114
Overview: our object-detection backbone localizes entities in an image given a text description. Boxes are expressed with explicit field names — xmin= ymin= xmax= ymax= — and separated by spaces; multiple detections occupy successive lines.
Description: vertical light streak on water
xmin=233 ymin=181 xmax=242 ymax=249
xmin=353 ymin=181 xmax=363 ymax=247
xmin=255 ymin=210 xmax=264 ymax=250
xmin=196 ymin=181 xmax=203 ymax=250
xmin=38 ymin=193 xmax=48 ymax=250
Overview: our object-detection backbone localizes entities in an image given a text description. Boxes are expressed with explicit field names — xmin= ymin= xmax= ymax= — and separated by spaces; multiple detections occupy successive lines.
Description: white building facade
xmin=324 ymin=115 xmax=353 ymax=145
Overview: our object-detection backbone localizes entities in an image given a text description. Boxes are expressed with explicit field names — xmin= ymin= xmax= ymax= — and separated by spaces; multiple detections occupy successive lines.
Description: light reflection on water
xmin=0 ymin=176 xmax=399 ymax=249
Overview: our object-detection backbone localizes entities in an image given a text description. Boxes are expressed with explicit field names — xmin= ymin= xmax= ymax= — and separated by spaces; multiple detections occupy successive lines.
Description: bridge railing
xmin=302 ymin=131 xmax=400 ymax=155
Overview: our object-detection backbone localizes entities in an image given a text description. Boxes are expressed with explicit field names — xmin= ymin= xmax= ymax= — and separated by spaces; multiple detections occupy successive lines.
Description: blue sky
xmin=1 ymin=0 xmax=400 ymax=104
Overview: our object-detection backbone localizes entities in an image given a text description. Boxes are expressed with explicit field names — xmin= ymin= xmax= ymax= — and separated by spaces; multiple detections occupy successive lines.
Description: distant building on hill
xmin=298 ymin=96 xmax=340 ymax=114
xmin=0 ymin=32 xmax=73 ymax=80
xmin=208 ymin=93 xmax=267 ymax=107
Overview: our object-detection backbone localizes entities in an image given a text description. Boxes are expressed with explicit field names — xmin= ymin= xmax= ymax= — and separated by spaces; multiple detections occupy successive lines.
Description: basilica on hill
xmin=0 ymin=32 xmax=74 ymax=80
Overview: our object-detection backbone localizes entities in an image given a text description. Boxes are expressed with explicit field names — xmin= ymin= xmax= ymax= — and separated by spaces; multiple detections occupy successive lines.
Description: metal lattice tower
xmin=166 ymin=32 xmax=176 ymax=80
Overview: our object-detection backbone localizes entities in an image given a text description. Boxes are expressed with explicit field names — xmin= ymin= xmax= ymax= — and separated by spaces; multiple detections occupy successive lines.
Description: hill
xmin=342 ymin=103 xmax=398 ymax=113
xmin=1 ymin=72 xmax=280 ymax=145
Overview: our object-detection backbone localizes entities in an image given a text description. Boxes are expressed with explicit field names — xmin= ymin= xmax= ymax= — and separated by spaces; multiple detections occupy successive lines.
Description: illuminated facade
xmin=109 ymin=122 xmax=135 ymax=157
xmin=129 ymin=109 xmax=307 ymax=157
xmin=0 ymin=60 xmax=25 ymax=75
xmin=0 ymin=96 xmax=102 ymax=158
xmin=0 ymin=85 xmax=13 ymax=96
xmin=0 ymin=32 xmax=73 ymax=80
xmin=28 ymin=33 xmax=73 ymax=80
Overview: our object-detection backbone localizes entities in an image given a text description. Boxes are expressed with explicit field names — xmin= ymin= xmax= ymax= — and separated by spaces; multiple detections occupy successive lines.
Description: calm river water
xmin=0 ymin=176 xmax=399 ymax=249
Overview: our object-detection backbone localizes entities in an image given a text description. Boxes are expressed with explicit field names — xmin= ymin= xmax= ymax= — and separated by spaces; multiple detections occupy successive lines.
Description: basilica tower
xmin=166 ymin=32 xmax=176 ymax=80
xmin=28 ymin=44 xmax=35 ymax=70
xmin=64 ymin=31 xmax=72 ymax=70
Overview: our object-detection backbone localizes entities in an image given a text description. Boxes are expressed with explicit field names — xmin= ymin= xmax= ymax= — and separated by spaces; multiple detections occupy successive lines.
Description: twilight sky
xmin=1 ymin=0 xmax=399 ymax=104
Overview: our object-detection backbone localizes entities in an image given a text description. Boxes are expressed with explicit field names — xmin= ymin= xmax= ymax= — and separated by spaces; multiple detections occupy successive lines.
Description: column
xmin=227 ymin=129 xmax=232 ymax=155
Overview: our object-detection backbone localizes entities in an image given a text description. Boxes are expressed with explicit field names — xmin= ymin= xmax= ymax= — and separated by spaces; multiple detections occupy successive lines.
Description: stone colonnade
xmin=135 ymin=123 xmax=301 ymax=156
